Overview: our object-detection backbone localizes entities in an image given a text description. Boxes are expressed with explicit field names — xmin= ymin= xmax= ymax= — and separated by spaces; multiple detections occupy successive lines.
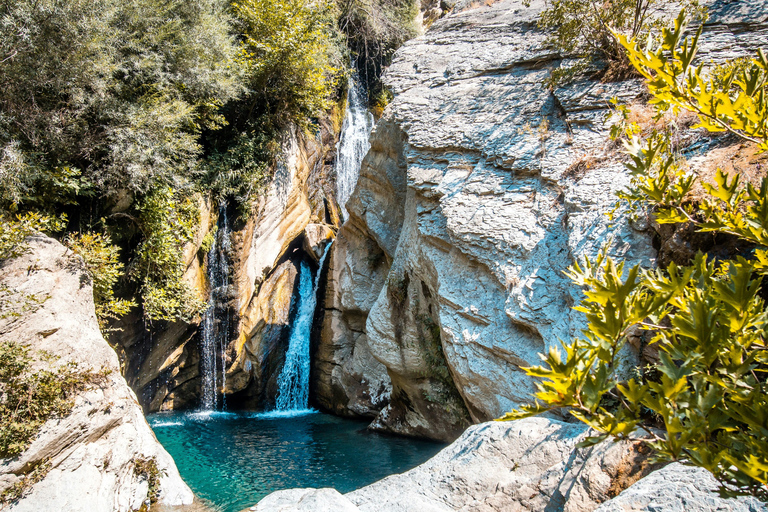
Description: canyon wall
xmin=116 ymin=121 xmax=341 ymax=412
xmin=316 ymin=0 xmax=768 ymax=440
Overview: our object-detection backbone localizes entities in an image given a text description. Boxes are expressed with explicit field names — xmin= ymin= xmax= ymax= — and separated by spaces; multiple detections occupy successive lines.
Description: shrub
xmin=232 ymin=0 xmax=343 ymax=127
xmin=529 ymin=0 xmax=705 ymax=86
xmin=65 ymin=232 xmax=136 ymax=325
xmin=133 ymin=455 xmax=165 ymax=505
xmin=0 ymin=212 xmax=67 ymax=261
xmin=502 ymin=11 xmax=768 ymax=500
xmin=130 ymin=188 xmax=208 ymax=322
xmin=0 ymin=342 xmax=108 ymax=458
xmin=0 ymin=0 xmax=242 ymax=197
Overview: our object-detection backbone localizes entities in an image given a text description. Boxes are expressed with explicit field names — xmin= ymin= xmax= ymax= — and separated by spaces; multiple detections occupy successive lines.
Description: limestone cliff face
xmin=317 ymin=0 xmax=768 ymax=440
xmin=118 ymin=122 xmax=340 ymax=412
xmin=0 ymin=236 xmax=193 ymax=511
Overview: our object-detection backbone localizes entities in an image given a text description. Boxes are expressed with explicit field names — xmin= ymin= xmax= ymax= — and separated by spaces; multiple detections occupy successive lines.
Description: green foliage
xmin=338 ymin=0 xmax=417 ymax=98
xmin=133 ymin=455 xmax=165 ymax=505
xmin=502 ymin=11 xmax=768 ymax=500
xmin=65 ymin=233 xmax=136 ymax=325
xmin=0 ymin=342 xmax=107 ymax=458
xmin=0 ymin=212 xmax=67 ymax=261
xmin=0 ymin=461 xmax=51 ymax=505
xmin=0 ymin=0 xmax=242 ymax=197
xmin=200 ymin=0 xmax=345 ymax=214
xmin=202 ymin=129 xmax=274 ymax=217
xmin=532 ymin=0 xmax=704 ymax=86
xmin=131 ymin=188 xmax=207 ymax=322
xmin=199 ymin=227 xmax=218 ymax=257
xmin=233 ymin=0 xmax=342 ymax=127
xmin=617 ymin=11 xmax=768 ymax=151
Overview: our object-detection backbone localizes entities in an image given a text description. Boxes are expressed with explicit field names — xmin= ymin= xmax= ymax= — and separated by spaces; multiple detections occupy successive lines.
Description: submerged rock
xmin=0 ymin=236 xmax=193 ymax=511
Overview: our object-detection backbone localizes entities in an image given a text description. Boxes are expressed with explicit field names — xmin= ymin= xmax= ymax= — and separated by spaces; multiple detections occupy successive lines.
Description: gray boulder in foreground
xmin=252 ymin=416 xmax=649 ymax=512
xmin=251 ymin=418 xmax=768 ymax=512
xmin=0 ymin=236 xmax=194 ymax=511
xmin=594 ymin=463 xmax=767 ymax=512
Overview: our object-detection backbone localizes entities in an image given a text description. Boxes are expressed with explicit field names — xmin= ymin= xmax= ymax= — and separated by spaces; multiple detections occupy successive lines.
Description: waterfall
xmin=336 ymin=75 xmax=374 ymax=221
xmin=274 ymin=243 xmax=333 ymax=412
xmin=200 ymin=205 xmax=232 ymax=411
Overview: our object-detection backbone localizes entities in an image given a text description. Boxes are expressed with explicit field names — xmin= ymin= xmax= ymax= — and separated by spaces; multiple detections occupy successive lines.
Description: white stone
xmin=0 ymin=236 xmax=193 ymax=511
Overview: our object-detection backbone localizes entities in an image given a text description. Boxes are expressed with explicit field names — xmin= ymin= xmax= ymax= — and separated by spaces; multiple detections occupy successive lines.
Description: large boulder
xmin=594 ymin=463 xmax=767 ymax=512
xmin=249 ymin=416 xmax=655 ymax=512
xmin=0 ymin=236 xmax=194 ymax=511
xmin=316 ymin=0 xmax=768 ymax=439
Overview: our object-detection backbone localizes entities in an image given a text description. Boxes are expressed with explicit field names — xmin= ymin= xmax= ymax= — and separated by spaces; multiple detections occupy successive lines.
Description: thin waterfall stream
xmin=200 ymin=204 xmax=232 ymax=411
xmin=336 ymin=74 xmax=374 ymax=220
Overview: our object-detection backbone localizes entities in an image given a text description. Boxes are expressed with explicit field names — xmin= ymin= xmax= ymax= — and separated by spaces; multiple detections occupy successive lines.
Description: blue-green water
xmin=148 ymin=410 xmax=445 ymax=512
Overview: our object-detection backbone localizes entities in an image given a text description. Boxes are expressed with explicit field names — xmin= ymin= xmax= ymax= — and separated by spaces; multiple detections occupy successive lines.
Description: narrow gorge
xmin=2 ymin=0 xmax=768 ymax=511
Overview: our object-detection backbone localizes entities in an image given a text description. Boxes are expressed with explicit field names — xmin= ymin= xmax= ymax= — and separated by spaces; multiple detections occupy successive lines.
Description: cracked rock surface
xmin=316 ymin=0 xmax=768 ymax=439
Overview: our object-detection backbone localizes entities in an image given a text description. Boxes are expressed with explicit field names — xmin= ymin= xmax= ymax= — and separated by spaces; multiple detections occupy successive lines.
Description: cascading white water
xmin=336 ymin=75 xmax=374 ymax=221
xmin=200 ymin=205 xmax=232 ymax=411
xmin=274 ymin=244 xmax=333 ymax=412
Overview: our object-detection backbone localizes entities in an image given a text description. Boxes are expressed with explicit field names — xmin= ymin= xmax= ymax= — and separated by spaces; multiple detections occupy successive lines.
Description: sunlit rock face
xmin=318 ymin=0 xmax=768 ymax=439
xmin=0 ymin=236 xmax=193 ymax=511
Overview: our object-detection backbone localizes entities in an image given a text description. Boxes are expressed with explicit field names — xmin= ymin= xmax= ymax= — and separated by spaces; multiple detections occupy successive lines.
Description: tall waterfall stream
xmin=274 ymin=243 xmax=332 ymax=413
xmin=200 ymin=205 xmax=232 ymax=411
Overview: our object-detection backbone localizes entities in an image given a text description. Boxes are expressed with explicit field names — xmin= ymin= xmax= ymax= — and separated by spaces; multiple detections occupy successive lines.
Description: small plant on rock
xmin=66 ymin=232 xmax=136 ymax=325
xmin=529 ymin=0 xmax=705 ymax=87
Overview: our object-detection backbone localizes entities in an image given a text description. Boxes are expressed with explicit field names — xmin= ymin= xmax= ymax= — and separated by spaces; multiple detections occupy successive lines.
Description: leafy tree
xmin=0 ymin=0 xmax=241 ymax=198
xmin=202 ymin=0 xmax=344 ymax=216
xmin=502 ymin=12 xmax=768 ymax=499
xmin=130 ymin=188 xmax=207 ymax=322
xmin=233 ymin=0 xmax=343 ymax=127
xmin=337 ymin=0 xmax=418 ymax=97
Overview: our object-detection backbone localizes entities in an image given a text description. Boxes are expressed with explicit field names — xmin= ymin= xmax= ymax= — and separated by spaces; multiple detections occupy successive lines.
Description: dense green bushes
xmin=0 ymin=0 xmax=241 ymax=198
xmin=504 ymin=12 xmax=768 ymax=499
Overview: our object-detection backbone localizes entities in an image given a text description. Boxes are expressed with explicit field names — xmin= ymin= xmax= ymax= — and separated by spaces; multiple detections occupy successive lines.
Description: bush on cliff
xmin=503 ymin=12 xmax=768 ymax=500
xmin=529 ymin=0 xmax=705 ymax=86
